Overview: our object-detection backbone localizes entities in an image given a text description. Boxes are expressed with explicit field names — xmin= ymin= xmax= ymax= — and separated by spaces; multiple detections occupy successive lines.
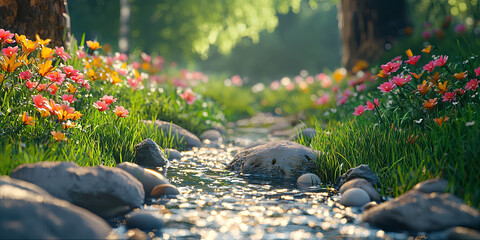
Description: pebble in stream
xmin=114 ymin=130 xmax=409 ymax=239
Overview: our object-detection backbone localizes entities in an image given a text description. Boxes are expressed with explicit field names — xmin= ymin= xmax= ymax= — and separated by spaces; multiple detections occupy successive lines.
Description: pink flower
xmin=356 ymin=83 xmax=366 ymax=92
xmin=353 ymin=105 xmax=366 ymax=116
xmin=315 ymin=94 xmax=329 ymax=106
xmin=270 ymin=80 xmax=280 ymax=90
xmin=465 ymin=79 xmax=479 ymax=91
xmin=231 ymin=75 xmax=243 ymax=86
xmin=423 ymin=61 xmax=436 ymax=72
xmin=442 ymin=92 xmax=455 ymax=102
xmin=82 ymin=80 xmax=90 ymax=90
xmin=454 ymin=88 xmax=466 ymax=96
xmin=422 ymin=31 xmax=431 ymax=39
xmin=454 ymin=24 xmax=466 ymax=34
xmin=93 ymin=100 xmax=110 ymax=111
xmin=391 ymin=56 xmax=402 ymax=62
xmin=71 ymin=73 xmax=84 ymax=84
xmin=381 ymin=61 xmax=402 ymax=75
xmin=474 ymin=66 xmax=480 ymax=76
xmin=63 ymin=65 xmax=79 ymax=78
xmin=332 ymin=86 xmax=339 ymax=93
xmin=180 ymin=89 xmax=196 ymax=105
xmin=378 ymin=81 xmax=396 ymax=93
xmin=132 ymin=61 xmax=141 ymax=69
xmin=405 ymin=55 xmax=421 ymax=65
xmin=46 ymin=70 xmax=66 ymax=84
xmin=117 ymin=53 xmax=128 ymax=62
xmin=62 ymin=94 xmax=77 ymax=103
xmin=337 ymin=95 xmax=348 ymax=105
xmin=76 ymin=50 xmax=86 ymax=58
xmin=392 ymin=75 xmax=412 ymax=87
xmin=0 ymin=29 xmax=14 ymax=43
xmin=55 ymin=46 xmax=71 ymax=61
xmin=100 ymin=95 xmax=117 ymax=105
xmin=19 ymin=70 xmax=32 ymax=80
xmin=374 ymin=98 xmax=379 ymax=106
xmin=434 ymin=55 xmax=448 ymax=67
xmin=141 ymin=53 xmax=151 ymax=62
xmin=2 ymin=46 xmax=18 ymax=57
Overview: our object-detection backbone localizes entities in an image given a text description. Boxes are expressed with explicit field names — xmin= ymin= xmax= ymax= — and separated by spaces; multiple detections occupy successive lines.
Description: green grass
xmin=300 ymin=109 xmax=480 ymax=208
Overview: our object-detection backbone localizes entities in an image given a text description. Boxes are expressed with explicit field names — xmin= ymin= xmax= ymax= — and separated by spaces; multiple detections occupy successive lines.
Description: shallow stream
xmin=113 ymin=128 xmax=409 ymax=239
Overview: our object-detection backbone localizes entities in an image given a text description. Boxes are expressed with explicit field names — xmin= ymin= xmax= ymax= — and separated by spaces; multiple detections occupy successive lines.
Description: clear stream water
xmin=112 ymin=127 xmax=410 ymax=239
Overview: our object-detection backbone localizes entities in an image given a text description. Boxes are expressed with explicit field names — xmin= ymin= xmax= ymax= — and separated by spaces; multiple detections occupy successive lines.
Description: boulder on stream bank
xmin=0 ymin=176 xmax=114 ymax=239
xmin=142 ymin=120 xmax=201 ymax=150
xmin=117 ymin=162 xmax=172 ymax=198
xmin=361 ymin=178 xmax=480 ymax=232
xmin=133 ymin=138 xmax=169 ymax=169
xmin=10 ymin=161 xmax=145 ymax=218
xmin=226 ymin=140 xmax=317 ymax=178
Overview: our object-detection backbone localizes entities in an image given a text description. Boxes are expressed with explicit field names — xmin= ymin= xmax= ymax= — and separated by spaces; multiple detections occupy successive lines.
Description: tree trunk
xmin=0 ymin=0 xmax=70 ymax=47
xmin=338 ymin=0 xmax=407 ymax=71
xmin=119 ymin=0 xmax=130 ymax=53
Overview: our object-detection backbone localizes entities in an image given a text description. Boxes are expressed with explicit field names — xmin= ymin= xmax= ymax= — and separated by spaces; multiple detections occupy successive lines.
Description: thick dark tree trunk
xmin=338 ymin=0 xmax=407 ymax=71
xmin=0 ymin=0 xmax=70 ymax=47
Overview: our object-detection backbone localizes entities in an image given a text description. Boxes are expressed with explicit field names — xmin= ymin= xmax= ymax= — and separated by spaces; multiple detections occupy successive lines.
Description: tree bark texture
xmin=0 ymin=0 xmax=70 ymax=47
xmin=338 ymin=0 xmax=407 ymax=71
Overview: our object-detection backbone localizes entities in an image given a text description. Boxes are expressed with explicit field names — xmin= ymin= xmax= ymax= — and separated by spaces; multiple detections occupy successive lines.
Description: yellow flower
xmin=37 ymin=60 xmax=55 ymax=77
xmin=87 ymin=69 xmax=98 ymax=81
xmin=86 ymin=40 xmax=102 ymax=50
xmin=110 ymin=71 xmax=122 ymax=84
xmin=71 ymin=111 xmax=82 ymax=120
xmin=35 ymin=34 xmax=51 ymax=46
xmin=51 ymin=131 xmax=67 ymax=142
xmin=37 ymin=108 xmax=50 ymax=117
xmin=21 ymin=112 xmax=34 ymax=125
xmin=333 ymin=68 xmax=346 ymax=82
xmin=40 ymin=47 xmax=54 ymax=59
xmin=66 ymin=83 xmax=77 ymax=93
xmin=0 ymin=53 xmax=22 ymax=72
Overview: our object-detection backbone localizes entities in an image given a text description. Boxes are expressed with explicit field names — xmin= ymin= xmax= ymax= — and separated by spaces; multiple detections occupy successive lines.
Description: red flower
xmin=180 ymin=89 xmax=196 ymax=105
xmin=442 ymin=92 xmax=455 ymax=102
xmin=465 ymin=79 xmax=479 ymax=91
xmin=32 ymin=94 xmax=48 ymax=109
xmin=114 ymin=106 xmax=129 ymax=117
xmin=63 ymin=65 xmax=79 ymax=78
xmin=377 ymin=81 xmax=396 ymax=93
xmin=46 ymin=71 xmax=66 ymax=84
xmin=405 ymin=55 xmax=421 ymax=65
xmin=475 ymin=66 xmax=480 ymax=76
xmin=2 ymin=46 xmax=18 ymax=57
xmin=423 ymin=61 xmax=436 ymax=72
xmin=62 ymin=94 xmax=77 ymax=103
xmin=380 ymin=61 xmax=402 ymax=75
xmin=392 ymin=75 xmax=411 ymax=87
xmin=434 ymin=55 xmax=448 ymax=67
xmin=19 ymin=70 xmax=32 ymax=80
xmin=0 ymin=29 xmax=14 ymax=43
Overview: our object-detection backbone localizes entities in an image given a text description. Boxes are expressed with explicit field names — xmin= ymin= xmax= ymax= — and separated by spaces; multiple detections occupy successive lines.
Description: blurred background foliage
xmin=69 ymin=0 xmax=480 ymax=83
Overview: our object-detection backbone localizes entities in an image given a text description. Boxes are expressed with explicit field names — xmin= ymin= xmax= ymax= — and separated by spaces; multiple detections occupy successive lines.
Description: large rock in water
xmin=133 ymin=138 xmax=169 ymax=168
xmin=226 ymin=140 xmax=317 ymax=178
xmin=0 ymin=176 xmax=114 ymax=239
xmin=10 ymin=161 xmax=145 ymax=218
xmin=361 ymin=179 xmax=480 ymax=232
xmin=117 ymin=162 xmax=170 ymax=198
xmin=142 ymin=120 xmax=201 ymax=150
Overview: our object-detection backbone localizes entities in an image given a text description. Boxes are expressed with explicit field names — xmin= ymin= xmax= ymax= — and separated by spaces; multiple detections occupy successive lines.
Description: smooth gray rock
xmin=150 ymin=184 xmax=180 ymax=197
xmin=339 ymin=178 xmax=381 ymax=202
xmin=340 ymin=188 xmax=371 ymax=207
xmin=297 ymin=173 xmax=322 ymax=189
xmin=164 ymin=148 xmax=182 ymax=160
xmin=133 ymin=138 xmax=169 ymax=168
xmin=335 ymin=164 xmax=381 ymax=189
xmin=412 ymin=178 xmax=448 ymax=194
xmin=227 ymin=140 xmax=317 ymax=178
xmin=126 ymin=211 xmax=163 ymax=231
xmin=143 ymin=120 xmax=201 ymax=150
xmin=117 ymin=162 xmax=170 ymax=198
xmin=10 ymin=161 xmax=145 ymax=218
xmin=362 ymin=201 xmax=378 ymax=211
xmin=200 ymin=129 xmax=222 ymax=141
xmin=0 ymin=176 xmax=114 ymax=239
xmin=126 ymin=228 xmax=148 ymax=240
xmin=362 ymin=189 xmax=480 ymax=232
xmin=289 ymin=128 xmax=317 ymax=143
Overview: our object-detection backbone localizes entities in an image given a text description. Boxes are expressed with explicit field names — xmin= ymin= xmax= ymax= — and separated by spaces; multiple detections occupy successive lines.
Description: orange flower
xmin=433 ymin=116 xmax=449 ymax=126
xmin=54 ymin=104 xmax=76 ymax=122
xmin=417 ymin=80 xmax=432 ymax=95
xmin=421 ymin=45 xmax=431 ymax=54
xmin=40 ymin=47 xmax=54 ymax=59
xmin=35 ymin=34 xmax=51 ymax=46
xmin=110 ymin=71 xmax=122 ymax=84
xmin=38 ymin=60 xmax=55 ymax=77
xmin=333 ymin=68 xmax=346 ymax=82
xmin=436 ymin=81 xmax=449 ymax=95
xmin=66 ymin=83 xmax=77 ymax=93
xmin=37 ymin=108 xmax=50 ymax=117
xmin=51 ymin=131 xmax=67 ymax=142
xmin=0 ymin=53 xmax=22 ymax=72
xmin=62 ymin=120 xmax=75 ymax=129
xmin=377 ymin=70 xmax=388 ymax=78
xmin=352 ymin=60 xmax=368 ymax=73
xmin=452 ymin=71 xmax=468 ymax=80
xmin=410 ymin=71 xmax=424 ymax=80
xmin=423 ymin=98 xmax=437 ymax=110
xmin=71 ymin=111 xmax=83 ymax=120
xmin=21 ymin=112 xmax=34 ymax=125
xmin=405 ymin=49 xmax=413 ymax=57
xmin=428 ymin=72 xmax=441 ymax=84
xmin=86 ymin=40 xmax=102 ymax=50
xmin=0 ymin=74 xmax=4 ymax=83
xmin=114 ymin=106 xmax=129 ymax=117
